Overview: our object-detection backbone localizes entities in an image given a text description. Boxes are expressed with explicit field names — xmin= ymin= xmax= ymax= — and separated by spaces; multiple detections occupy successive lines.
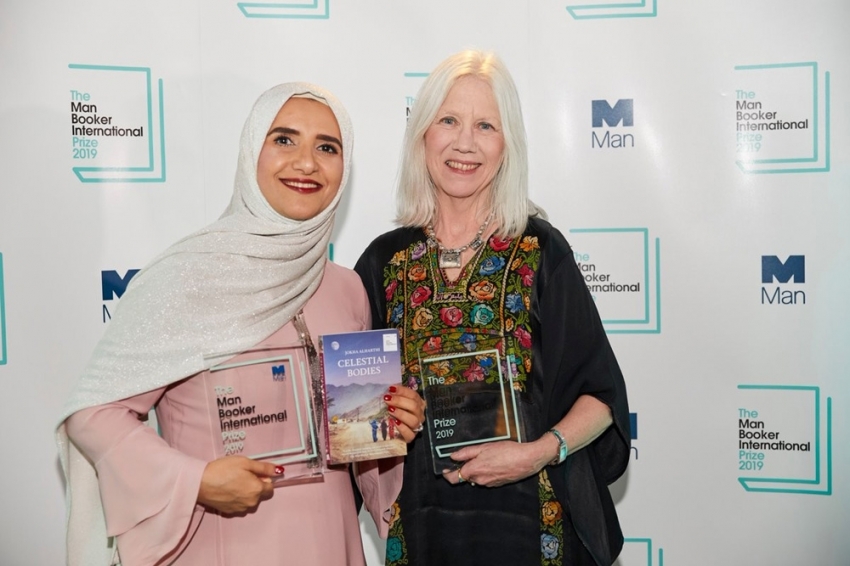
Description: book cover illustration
xmin=320 ymin=329 xmax=407 ymax=464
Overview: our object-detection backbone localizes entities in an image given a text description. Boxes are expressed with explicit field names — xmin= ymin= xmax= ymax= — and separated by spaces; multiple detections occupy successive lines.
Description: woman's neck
xmin=432 ymin=194 xmax=493 ymax=249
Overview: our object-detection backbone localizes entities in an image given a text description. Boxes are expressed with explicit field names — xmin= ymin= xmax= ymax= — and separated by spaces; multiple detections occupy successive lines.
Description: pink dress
xmin=66 ymin=263 xmax=402 ymax=566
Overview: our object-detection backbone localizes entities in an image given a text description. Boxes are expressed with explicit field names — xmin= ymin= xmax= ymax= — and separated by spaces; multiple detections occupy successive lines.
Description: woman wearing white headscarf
xmin=57 ymin=82 xmax=424 ymax=566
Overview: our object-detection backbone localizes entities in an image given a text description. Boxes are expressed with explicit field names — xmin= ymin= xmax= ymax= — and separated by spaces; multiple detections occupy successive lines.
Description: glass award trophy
xmin=203 ymin=314 xmax=326 ymax=485
xmin=418 ymin=333 xmax=523 ymax=474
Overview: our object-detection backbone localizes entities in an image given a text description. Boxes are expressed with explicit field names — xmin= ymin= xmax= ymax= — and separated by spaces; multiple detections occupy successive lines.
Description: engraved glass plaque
xmin=419 ymin=333 xmax=523 ymax=474
xmin=204 ymin=337 xmax=326 ymax=485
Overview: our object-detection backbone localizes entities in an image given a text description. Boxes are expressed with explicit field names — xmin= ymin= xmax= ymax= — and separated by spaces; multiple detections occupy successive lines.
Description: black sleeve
xmin=535 ymin=225 xmax=631 ymax=485
xmin=354 ymin=242 xmax=389 ymax=331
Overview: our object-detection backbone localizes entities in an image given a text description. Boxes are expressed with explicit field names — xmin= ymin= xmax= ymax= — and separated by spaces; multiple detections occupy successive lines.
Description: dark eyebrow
xmin=268 ymin=126 xmax=298 ymax=137
xmin=267 ymin=127 xmax=342 ymax=148
xmin=317 ymin=134 xmax=343 ymax=147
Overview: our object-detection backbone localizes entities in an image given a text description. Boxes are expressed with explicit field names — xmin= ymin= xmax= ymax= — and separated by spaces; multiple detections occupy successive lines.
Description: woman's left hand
xmin=442 ymin=440 xmax=551 ymax=488
xmin=383 ymin=385 xmax=426 ymax=443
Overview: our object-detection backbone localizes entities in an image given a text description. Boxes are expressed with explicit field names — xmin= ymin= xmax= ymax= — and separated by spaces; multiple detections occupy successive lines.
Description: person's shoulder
xmin=365 ymin=226 xmax=422 ymax=252
xmin=358 ymin=226 xmax=423 ymax=266
xmin=525 ymin=216 xmax=572 ymax=257
xmin=324 ymin=260 xmax=364 ymax=288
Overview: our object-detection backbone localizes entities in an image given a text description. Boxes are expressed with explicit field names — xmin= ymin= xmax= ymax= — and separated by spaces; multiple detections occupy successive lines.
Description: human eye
xmin=438 ymin=116 xmax=456 ymax=125
xmin=272 ymin=134 xmax=293 ymax=146
xmin=478 ymin=121 xmax=497 ymax=131
xmin=317 ymin=143 xmax=339 ymax=154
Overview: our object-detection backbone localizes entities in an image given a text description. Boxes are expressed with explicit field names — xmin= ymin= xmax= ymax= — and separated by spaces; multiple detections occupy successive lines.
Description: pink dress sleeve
xmin=354 ymin=457 xmax=404 ymax=537
xmin=66 ymin=388 xmax=208 ymax=566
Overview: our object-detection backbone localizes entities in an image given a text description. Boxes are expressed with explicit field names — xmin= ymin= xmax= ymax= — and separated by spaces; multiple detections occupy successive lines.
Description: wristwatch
xmin=547 ymin=429 xmax=569 ymax=465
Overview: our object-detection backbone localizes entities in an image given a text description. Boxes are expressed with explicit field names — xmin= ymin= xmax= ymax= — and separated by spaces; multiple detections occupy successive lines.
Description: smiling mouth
xmin=280 ymin=178 xmax=323 ymax=193
xmin=446 ymin=160 xmax=480 ymax=172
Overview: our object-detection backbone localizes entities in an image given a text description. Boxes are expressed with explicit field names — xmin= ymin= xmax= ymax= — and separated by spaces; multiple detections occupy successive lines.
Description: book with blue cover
xmin=319 ymin=329 xmax=407 ymax=464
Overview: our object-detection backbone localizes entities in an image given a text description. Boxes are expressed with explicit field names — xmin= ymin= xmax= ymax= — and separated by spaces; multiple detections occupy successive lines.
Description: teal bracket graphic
xmin=569 ymin=228 xmax=661 ymax=334
xmin=68 ymin=65 xmax=166 ymax=183
xmin=623 ymin=538 xmax=665 ymax=566
xmin=734 ymin=62 xmax=830 ymax=174
xmin=404 ymin=72 xmax=429 ymax=78
xmin=566 ymin=0 xmax=657 ymax=20
xmin=0 ymin=253 xmax=6 ymax=365
xmin=238 ymin=0 xmax=329 ymax=18
xmin=737 ymin=385 xmax=832 ymax=495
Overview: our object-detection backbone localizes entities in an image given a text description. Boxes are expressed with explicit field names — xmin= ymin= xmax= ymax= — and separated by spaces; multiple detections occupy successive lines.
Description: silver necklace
xmin=425 ymin=212 xmax=494 ymax=269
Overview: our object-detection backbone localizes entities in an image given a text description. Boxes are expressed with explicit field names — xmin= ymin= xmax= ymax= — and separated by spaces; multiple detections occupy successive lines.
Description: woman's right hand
xmin=197 ymin=456 xmax=279 ymax=514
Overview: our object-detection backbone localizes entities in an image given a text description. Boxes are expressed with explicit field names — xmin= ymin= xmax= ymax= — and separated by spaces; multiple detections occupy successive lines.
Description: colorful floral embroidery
xmin=411 ymin=307 xmax=433 ymax=330
xmin=439 ymin=306 xmax=463 ymax=327
xmin=539 ymin=469 xmax=564 ymax=565
xmin=381 ymin=231 xmax=553 ymax=566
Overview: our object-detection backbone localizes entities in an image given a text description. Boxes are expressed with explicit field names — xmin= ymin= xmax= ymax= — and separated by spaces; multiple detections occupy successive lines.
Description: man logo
xmin=591 ymin=99 xmax=634 ymax=148
xmin=592 ymin=99 xmax=634 ymax=128
xmin=761 ymin=255 xmax=805 ymax=305
xmin=629 ymin=412 xmax=638 ymax=461
xmin=102 ymin=269 xmax=140 ymax=301
xmin=761 ymin=255 xmax=804 ymax=284
xmin=102 ymin=269 xmax=140 ymax=322
xmin=272 ymin=365 xmax=286 ymax=381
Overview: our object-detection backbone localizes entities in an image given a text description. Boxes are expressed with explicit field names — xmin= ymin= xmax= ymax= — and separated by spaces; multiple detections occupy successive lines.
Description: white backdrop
xmin=0 ymin=1 xmax=848 ymax=565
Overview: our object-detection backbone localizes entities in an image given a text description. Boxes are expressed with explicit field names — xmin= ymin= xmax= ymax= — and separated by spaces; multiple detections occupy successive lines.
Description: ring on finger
xmin=457 ymin=469 xmax=466 ymax=483
xmin=413 ymin=422 xmax=424 ymax=433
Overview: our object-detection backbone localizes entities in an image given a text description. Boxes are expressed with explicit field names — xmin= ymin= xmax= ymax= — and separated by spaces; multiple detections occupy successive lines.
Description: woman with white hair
xmin=58 ymin=82 xmax=425 ymax=566
xmin=355 ymin=51 xmax=630 ymax=565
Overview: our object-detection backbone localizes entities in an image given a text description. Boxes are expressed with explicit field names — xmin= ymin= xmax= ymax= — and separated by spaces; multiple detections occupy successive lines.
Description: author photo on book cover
xmin=57 ymin=82 xmax=425 ymax=566
xmin=355 ymin=50 xmax=631 ymax=565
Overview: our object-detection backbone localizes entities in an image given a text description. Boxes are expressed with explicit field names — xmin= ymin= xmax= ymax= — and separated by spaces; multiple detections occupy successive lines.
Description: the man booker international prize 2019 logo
xmin=0 ymin=253 xmax=7 ymax=365
xmin=101 ymin=269 xmax=140 ymax=323
xmin=591 ymin=99 xmax=634 ymax=149
xmin=734 ymin=62 xmax=830 ymax=174
xmin=68 ymin=64 xmax=166 ymax=183
xmin=737 ymin=385 xmax=832 ymax=495
xmin=761 ymin=255 xmax=805 ymax=306
xmin=237 ymin=0 xmax=329 ymax=19
xmin=568 ymin=228 xmax=661 ymax=334
xmin=404 ymin=72 xmax=429 ymax=122
xmin=565 ymin=0 xmax=657 ymax=20
xmin=619 ymin=538 xmax=665 ymax=566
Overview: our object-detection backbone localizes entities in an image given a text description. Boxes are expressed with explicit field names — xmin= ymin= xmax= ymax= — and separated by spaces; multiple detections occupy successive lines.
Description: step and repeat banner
xmin=0 ymin=1 xmax=847 ymax=564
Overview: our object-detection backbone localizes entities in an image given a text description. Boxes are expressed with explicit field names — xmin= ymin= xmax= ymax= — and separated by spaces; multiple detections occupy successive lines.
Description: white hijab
xmin=56 ymin=82 xmax=354 ymax=566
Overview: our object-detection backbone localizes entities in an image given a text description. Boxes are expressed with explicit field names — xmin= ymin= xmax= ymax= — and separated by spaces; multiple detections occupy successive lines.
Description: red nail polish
xmin=383 ymin=395 xmax=393 ymax=401
xmin=274 ymin=465 xmax=285 ymax=475
xmin=394 ymin=418 xmax=402 ymax=425
xmin=388 ymin=386 xmax=398 ymax=393
xmin=388 ymin=406 xmax=396 ymax=413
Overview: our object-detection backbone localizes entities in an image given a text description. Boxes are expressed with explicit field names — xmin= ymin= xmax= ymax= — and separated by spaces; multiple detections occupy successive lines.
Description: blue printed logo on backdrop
xmin=238 ymin=0 xmax=329 ymax=19
xmin=566 ymin=0 xmax=657 ymax=20
xmin=68 ymin=64 xmax=166 ymax=183
xmin=761 ymin=255 xmax=805 ymax=305
xmin=629 ymin=412 xmax=639 ymax=461
xmin=737 ymin=385 xmax=832 ymax=496
xmin=0 ymin=253 xmax=7 ymax=365
xmin=592 ymin=99 xmax=634 ymax=149
xmin=734 ymin=62 xmax=831 ymax=174
xmin=620 ymin=537 xmax=665 ymax=566
xmin=568 ymin=228 xmax=661 ymax=334
xmin=102 ymin=269 xmax=140 ymax=323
